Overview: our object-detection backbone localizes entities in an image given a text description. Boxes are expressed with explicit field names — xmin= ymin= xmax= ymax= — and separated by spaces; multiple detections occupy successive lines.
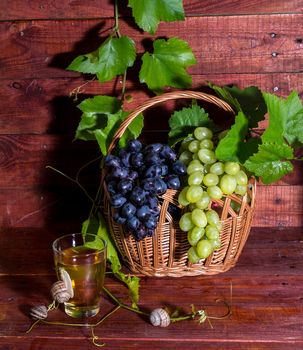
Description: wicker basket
xmin=103 ymin=91 xmax=256 ymax=277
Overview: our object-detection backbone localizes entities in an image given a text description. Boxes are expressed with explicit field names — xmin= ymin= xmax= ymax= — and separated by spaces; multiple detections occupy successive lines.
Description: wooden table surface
xmin=0 ymin=227 xmax=302 ymax=350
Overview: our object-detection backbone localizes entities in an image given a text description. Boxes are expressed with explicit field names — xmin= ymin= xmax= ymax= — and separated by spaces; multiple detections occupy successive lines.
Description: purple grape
xmin=160 ymin=145 xmax=176 ymax=162
xmin=117 ymin=179 xmax=133 ymax=194
xmin=130 ymin=186 xmax=147 ymax=206
xmin=165 ymin=174 xmax=181 ymax=190
xmin=120 ymin=202 xmax=136 ymax=218
xmin=113 ymin=212 xmax=127 ymax=224
xmin=119 ymin=149 xmax=131 ymax=167
xmin=127 ymin=139 xmax=142 ymax=153
xmin=130 ymin=152 xmax=144 ymax=168
xmin=111 ymin=166 xmax=129 ymax=179
xmin=126 ymin=216 xmax=140 ymax=231
xmin=128 ymin=170 xmax=138 ymax=181
xmin=144 ymin=143 xmax=163 ymax=153
xmin=144 ymin=216 xmax=158 ymax=230
xmin=134 ymin=225 xmax=148 ymax=240
xmin=144 ymin=153 xmax=162 ymax=165
xmin=106 ymin=180 xmax=117 ymax=195
xmin=154 ymin=177 xmax=168 ymax=195
xmin=136 ymin=205 xmax=151 ymax=221
xmin=144 ymin=165 xmax=163 ymax=178
xmin=172 ymin=160 xmax=187 ymax=175
xmin=104 ymin=155 xmax=121 ymax=168
xmin=110 ymin=194 xmax=127 ymax=208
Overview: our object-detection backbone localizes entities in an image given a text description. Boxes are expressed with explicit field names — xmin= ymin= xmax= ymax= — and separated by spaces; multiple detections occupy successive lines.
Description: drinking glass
xmin=53 ymin=233 xmax=107 ymax=318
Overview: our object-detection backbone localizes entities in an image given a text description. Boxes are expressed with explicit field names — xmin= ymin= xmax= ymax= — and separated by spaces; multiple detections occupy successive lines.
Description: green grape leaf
xmin=210 ymin=84 xmax=266 ymax=128
xmin=244 ymin=142 xmax=294 ymax=184
xmin=82 ymin=214 xmax=122 ymax=273
xmin=128 ymin=0 xmax=184 ymax=34
xmin=75 ymin=95 xmax=143 ymax=155
xmin=238 ymin=137 xmax=261 ymax=164
xmin=113 ymin=271 xmax=140 ymax=309
xmin=262 ymin=91 xmax=303 ymax=147
xmin=224 ymin=86 xmax=266 ymax=128
xmin=67 ymin=36 xmax=136 ymax=83
xmin=168 ymin=104 xmax=214 ymax=144
xmin=215 ymin=111 xmax=248 ymax=162
xmin=118 ymin=113 xmax=144 ymax=149
xmin=139 ymin=37 xmax=197 ymax=93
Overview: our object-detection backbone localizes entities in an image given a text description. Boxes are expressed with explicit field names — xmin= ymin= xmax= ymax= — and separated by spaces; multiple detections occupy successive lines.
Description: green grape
xmin=200 ymin=139 xmax=214 ymax=150
xmin=220 ymin=174 xmax=237 ymax=195
xmin=195 ymin=192 xmax=211 ymax=209
xmin=202 ymin=173 xmax=219 ymax=186
xmin=198 ymin=148 xmax=216 ymax=164
xmin=205 ymin=225 xmax=220 ymax=240
xmin=178 ymin=186 xmax=190 ymax=206
xmin=205 ymin=209 xmax=220 ymax=227
xmin=179 ymin=212 xmax=194 ymax=232
xmin=191 ymin=208 xmax=207 ymax=227
xmin=187 ymin=247 xmax=200 ymax=264
xmin=207 ymin=185 xmax=223 ymax=199
xmin=196 ymin=239 xmax=213 ymax=259
xmin=188 ymin=140 xmax=200 ymax=153
xmin=235 ymin=170 xmax=248 ymax=185
xmin=209 ymin=238 xmax=221 ymax=250
xmin=179 ymin=150 xmax=193 ymax=165
xmin=194 ymin=127 xmax=213 ymax=140
xmin=181 ymin=136 xmax=195 ymax=150
xmin=224 ymin=161 xmax=240 ymax=175
xmin=235 ymin=184 xmax=247 ymax=196
xmin=210 ymin=162 xmax=225 ymax=175
xmin=187 ymin=160 xmax=204 ymax=175
xmin=187 ymin=226 xmax=205 ymax=246
xmin=188 ymin=171 xmax=204 ymax=185
xmin=186 ymin=185 xmax=203 ymax=203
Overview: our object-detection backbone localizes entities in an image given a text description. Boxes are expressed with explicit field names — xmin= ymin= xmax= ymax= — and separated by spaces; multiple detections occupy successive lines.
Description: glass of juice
xmin=52 ymin=233 xmax=107 ymax=318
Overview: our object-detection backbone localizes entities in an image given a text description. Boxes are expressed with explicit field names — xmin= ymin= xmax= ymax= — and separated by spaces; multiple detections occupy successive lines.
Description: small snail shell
xmin=50 ymin=280 xmax=71 ymax=303
xmin=149 ymin=308 xmax=170 ymax=327
xmin=30 ymin=305 xmax=48 ymax=320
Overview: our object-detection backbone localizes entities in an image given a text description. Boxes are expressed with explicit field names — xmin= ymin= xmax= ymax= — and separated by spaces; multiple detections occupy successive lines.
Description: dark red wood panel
xmin=0 ymin=227 xmax=302 ymax=349
xmin=0 ymin=15 xmax=302 ymax=79
xmin=1 ymin=0 xmax=302 ymax=21
xmin=1 ymin=74 xmax=302 ymax=135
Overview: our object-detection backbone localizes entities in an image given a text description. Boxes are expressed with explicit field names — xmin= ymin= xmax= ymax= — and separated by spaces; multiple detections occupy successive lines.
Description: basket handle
xmin=108 ymin=90 xmax=234 ymax=153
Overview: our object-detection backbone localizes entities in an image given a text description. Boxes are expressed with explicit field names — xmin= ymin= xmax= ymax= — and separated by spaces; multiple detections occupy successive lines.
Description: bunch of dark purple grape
xmin=104 ymin=140 xmax=186 ymax=241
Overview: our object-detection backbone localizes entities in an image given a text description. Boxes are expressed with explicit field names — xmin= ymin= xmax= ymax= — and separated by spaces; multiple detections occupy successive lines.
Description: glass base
xmin=64 ymin=304 xmax=100 ymax=318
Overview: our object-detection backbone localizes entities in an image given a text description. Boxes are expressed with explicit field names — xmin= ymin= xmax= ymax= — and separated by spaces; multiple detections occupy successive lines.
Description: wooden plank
xmin=1 ymin=0 xmax=302 ymax=21
xmin=0 ymin=184 xmax=302 ymax=228
xmin=0 ymin=257 xmax=302 ymax=346
xmin=1 ymin=74 xmax=302 ymax=135
xmin=0 ymin=14 xmax=302 ymax=79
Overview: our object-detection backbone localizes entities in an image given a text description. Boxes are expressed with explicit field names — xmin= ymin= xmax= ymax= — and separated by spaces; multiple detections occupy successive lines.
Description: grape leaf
xmin=128 ymin=0 xmax=184 ymax=34
xmin=244 ymin=142 xmax=294 ymax=184
xmin=210 ymin=84 xmax=266 ymax=128
xmin=75 ymin=95 xmax=143 ymax=155
xmin=215 ymin=111 xmax=248 ymax=162
xmin=139 ymin=37 xmax=197 ymax=93
xmin=168 ymin=104 xmax=214 ymax=144
xmin=82 ymin=216 xmax=140 ymax=308
xmin=82 ymin=215 xmax=121 ymax=273
xmin=118 ymin=113 xmax=144 ymax=149
xmin=113 ymin=271 xmax=140 ymax=309
xmin=262 ymin=91 xmax=303 ymax=147
xmin=67 ymin=36 xmax=136 ymax=83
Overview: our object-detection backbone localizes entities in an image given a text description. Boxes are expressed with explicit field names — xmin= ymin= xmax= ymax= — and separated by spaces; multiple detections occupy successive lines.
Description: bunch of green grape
xmin=177 ymin=126 xmax=249 ymax=263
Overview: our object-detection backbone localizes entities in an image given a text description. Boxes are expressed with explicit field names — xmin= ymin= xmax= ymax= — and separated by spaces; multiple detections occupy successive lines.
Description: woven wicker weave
xmin=103 ymin=91 xmax=256 ymax=277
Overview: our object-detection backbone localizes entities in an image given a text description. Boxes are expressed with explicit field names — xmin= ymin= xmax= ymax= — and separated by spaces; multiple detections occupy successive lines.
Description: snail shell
xmin=50 ymin=280 xmax=71 ymax=303
xmin=30 ymin=305 xmax=48 ymax=320
xmin=149 ymin=308 xmax=170 ymax=327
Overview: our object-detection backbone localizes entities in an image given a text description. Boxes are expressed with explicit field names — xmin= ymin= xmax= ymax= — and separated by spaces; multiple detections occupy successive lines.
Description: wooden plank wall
xmin=0 ymin=0 xmax=302 ymax=229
